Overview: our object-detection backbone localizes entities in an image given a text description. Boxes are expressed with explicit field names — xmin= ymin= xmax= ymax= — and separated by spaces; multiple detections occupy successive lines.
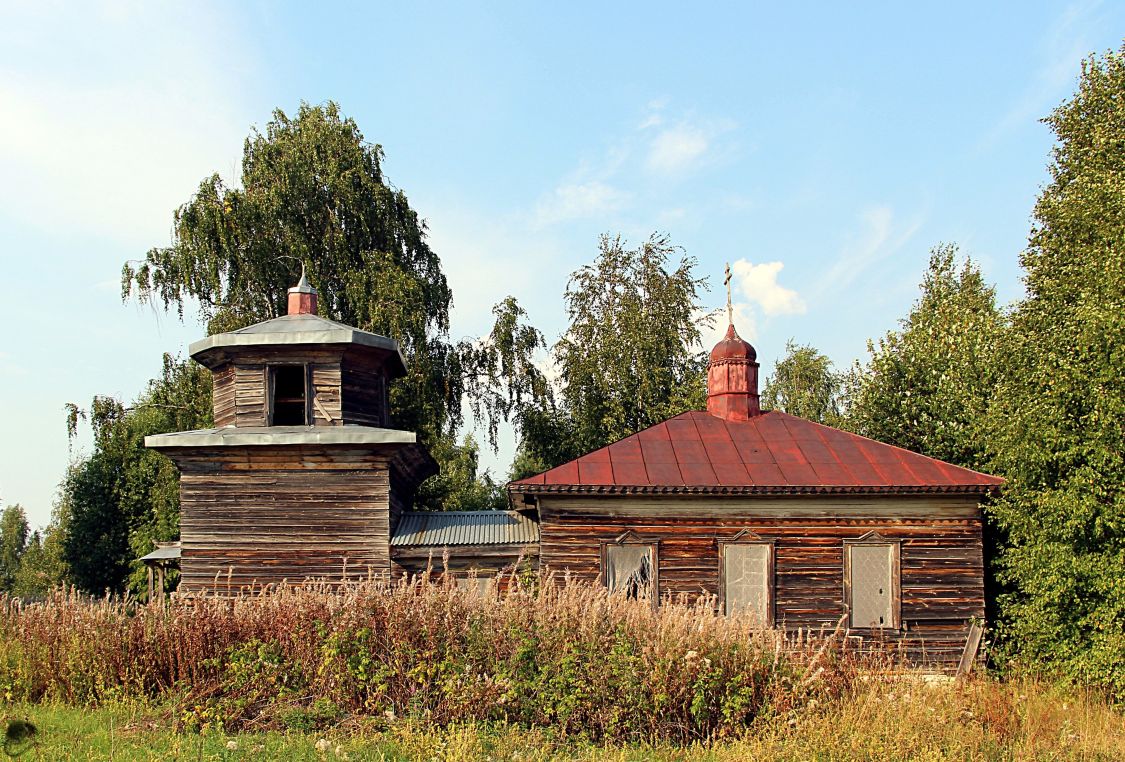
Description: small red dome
xmin=709 ymin=324 xmax=757 ymax=363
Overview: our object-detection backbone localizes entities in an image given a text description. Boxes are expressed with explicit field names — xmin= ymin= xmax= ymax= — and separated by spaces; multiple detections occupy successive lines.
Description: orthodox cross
xmin=723 ymin=262 xmax=733 ymax=325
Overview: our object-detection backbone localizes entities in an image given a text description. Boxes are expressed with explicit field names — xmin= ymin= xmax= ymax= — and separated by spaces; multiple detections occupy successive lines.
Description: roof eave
xmin=507 ymin=483 xmax=1001 ymax=497
xmin=189 ymin=332 xmax=408 ymax=377
xmin=145 ymin=426 xmax=419 ymax=449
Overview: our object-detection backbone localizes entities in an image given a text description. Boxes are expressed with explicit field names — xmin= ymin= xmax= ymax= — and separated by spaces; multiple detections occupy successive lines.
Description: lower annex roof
xmin=391 ymin=511 xmax=540 ymax=547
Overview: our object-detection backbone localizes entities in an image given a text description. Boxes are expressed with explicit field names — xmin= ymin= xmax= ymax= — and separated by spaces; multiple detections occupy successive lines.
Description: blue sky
xmin=1 ymin=1 xmax=1122 ymax=528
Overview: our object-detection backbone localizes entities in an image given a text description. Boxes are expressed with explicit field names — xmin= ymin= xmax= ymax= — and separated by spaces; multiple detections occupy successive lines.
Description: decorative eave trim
xmin=507 ymin=483 xmax=1000 ymax=497
xmin=145 ymin=425 xmax=418 ymax=449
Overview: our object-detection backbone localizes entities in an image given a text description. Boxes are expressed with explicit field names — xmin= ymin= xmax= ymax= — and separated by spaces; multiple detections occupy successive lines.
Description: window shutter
xmin=849 ymin=543 xmax=895 ymax=628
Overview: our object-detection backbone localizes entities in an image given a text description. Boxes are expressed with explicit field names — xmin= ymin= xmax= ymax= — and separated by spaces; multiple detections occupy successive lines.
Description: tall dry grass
xmin=0 ymin=574 xmax=860 ymax=742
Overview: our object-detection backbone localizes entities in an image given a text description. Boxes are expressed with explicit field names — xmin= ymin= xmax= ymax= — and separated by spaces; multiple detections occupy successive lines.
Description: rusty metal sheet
xmin=509 ymin=411 xmax=1004 ymax=495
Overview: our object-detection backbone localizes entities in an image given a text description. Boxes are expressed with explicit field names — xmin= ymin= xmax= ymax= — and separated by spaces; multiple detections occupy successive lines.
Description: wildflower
xmin=226 ymin=740 xmax=238 ymax=751
xmin=316 ymin=738 xmax=331 ymax=752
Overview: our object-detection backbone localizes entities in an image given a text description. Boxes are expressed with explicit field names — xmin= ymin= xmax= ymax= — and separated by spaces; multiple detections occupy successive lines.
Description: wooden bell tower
xmin=146 ymin=274 xmax=436 ymax=593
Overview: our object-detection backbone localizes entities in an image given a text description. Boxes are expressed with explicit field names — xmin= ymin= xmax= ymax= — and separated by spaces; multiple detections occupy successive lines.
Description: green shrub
xmin=0 ymin=577 xmax=857 ymax=742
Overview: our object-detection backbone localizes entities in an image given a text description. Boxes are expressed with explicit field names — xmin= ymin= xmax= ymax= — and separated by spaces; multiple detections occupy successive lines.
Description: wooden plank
xmin=535 ymin=494 xmax=985 ymax=668
xmin=957 ymin=620 xmax=985 ymax=677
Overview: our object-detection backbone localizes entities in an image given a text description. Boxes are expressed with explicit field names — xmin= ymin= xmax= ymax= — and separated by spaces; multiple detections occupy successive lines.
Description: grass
xmin=4 ymin=677 xmax=1125 ymax=761
xmin=0 ymin=578 xmax=859 ymax=741
xmin=2 ymin=580 xmax=1124 ymax=758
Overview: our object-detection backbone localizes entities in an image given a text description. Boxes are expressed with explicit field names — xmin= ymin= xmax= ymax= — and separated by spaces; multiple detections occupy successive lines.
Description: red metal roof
xmin=509 ymin=410 xmax=1003 ymax=496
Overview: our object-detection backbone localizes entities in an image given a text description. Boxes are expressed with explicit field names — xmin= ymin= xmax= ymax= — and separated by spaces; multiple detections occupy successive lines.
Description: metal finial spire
xmin=723 ymin=262 xmax=733 ymax=326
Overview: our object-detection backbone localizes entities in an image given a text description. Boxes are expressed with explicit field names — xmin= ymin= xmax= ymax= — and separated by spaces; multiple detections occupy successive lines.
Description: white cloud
xmin=644 ymin=112 xmax=738 ymax=175
xmin=638 ymin=96 xmax=670 ymax=130
xmin=731 ymin=259 xmax=806 ymax=316
xmin=646 ymin=124 xmax=711 ymax=174
xmin=0 ymin=3 xmax=256 ymax=246
xmin=697 ymin=302 xmax=757 ymax=351
xmin=533 ymin=181 xmax=630 ymax=227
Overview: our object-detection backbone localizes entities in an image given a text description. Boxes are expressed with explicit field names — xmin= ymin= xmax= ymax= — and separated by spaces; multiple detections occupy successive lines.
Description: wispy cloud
xmin=978 ymin=0 xmax=1101 ymax=150
xmin=640 ymin=101 xmax=737 ymax=176
xmin=532 ymin=99 xmax=737 ymax=229
xmin=814 ymin=205 xmax=923 ymax=298
xmin=533 ymin=181 xmax=630 ymax=227
xmin=646 ymin=124 xmax=712 ymax=174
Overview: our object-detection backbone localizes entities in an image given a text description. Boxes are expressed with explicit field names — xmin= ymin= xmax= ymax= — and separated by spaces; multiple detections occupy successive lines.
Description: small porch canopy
xmin=139 ymin=542 xmax=180 ymax=602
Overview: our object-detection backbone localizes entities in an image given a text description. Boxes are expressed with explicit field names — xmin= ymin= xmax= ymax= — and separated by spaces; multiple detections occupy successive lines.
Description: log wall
xmin=392 ymin=545 xmax=538 ymax=577
xmin=341 ymin=349 xmax=389 ymax=428
xmin=169 ymin=445 xmax=395 ymax=593
xmin=209 ymin=348 xmax=388 ymax=428
xmin=537 ymin=495 xmax=984 ymax=669
xmin=212 ymin=364 xmax=236 ymax=427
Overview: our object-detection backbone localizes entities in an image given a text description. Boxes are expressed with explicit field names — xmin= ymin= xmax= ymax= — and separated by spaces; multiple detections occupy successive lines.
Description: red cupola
xmin=707 ymin=323 xmax=760 ymax=420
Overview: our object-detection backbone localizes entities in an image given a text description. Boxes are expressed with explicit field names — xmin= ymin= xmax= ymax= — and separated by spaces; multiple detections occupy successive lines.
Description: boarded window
xmin=270 ymin=365 xmax=308 ymax=425
xmin=605 ymin=544 xmax=654 ymax=598
xmin=723 ymin=543 xmax=771 ymax=625
xmin=455 ymin=575 xmax=492 ymax=596
xmin=848 ymin=543 xmax=896 ymax=628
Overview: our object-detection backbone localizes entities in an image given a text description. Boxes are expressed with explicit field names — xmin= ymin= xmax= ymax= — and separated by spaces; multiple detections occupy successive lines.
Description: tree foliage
xmin=844 ymin=244 xmax=1005 ymax=469
xmin=761 ymin=341 xmax=844 ymax=425
xmin=10 ymin=523 xmax=67 ymax=599
xmin=510 ymin=233 xmax=711 ymax=477
xmin=0 ymin=505 xmax=29 ymax=591
xmin=60 ymin=355 xmax=212 ymax=594
xmin=121 ymin=101 xmax=463 ymax=444
xmin=987 ymin=46 xmax=1125 ymax=693
xmin=415 ymin=434 xmax=507 ymax=512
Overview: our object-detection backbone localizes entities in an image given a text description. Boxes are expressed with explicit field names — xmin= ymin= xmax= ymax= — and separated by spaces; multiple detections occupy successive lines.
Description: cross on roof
xmin=724 ymin=262 xmax=733 ymax=326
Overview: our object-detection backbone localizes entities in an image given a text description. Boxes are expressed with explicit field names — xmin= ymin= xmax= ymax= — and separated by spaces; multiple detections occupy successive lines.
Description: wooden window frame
xmin=717 ymin=529 xmax=776 ymax=626
xmin=843 ymin=531 xmax=902 ymax=631
xmin=601 ymin=530 xmax=660 ymax=606
xmin=266 ymin=363 xmax=312 ymax=426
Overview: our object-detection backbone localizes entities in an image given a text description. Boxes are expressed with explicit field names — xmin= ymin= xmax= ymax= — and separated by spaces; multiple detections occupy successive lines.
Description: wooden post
xmin=957 ymin=619 xmax=985 ymax=677
xmin=147 ymin=565 xmax=154 ymax=603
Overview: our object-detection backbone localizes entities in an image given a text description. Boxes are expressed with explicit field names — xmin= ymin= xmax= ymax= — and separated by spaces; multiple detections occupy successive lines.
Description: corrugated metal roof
xmin=391 ymin=511 xmax=540 ymax=547
xmin=509 ymin=410 xmax=1004 ymax=496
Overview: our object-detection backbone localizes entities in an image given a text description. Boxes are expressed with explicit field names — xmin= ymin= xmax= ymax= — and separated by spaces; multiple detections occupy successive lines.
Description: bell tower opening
xmin=269 ymin=365 xmax=309 ymax=425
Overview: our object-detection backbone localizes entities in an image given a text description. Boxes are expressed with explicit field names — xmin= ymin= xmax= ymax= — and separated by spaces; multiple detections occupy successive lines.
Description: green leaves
xmin=845 ymin=244 xmax=1005 ymax=470
xmin=555 ymin=233 xmax=710 ymax=453
xmin=986 ymin=44 xmax=1125 ymax=693
xmin=60 ymin=355 xmax=212 ymax=595
xmin=121 ymin=102 xmax=458 ymax=443
xmin=761 ymin=341 xmax=844 ymax=426
xmin=506 ymin=233 xmax=712 ymax=473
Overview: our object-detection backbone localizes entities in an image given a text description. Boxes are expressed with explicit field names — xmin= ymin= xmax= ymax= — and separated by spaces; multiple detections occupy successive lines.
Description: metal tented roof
xmin=189 ymin=312 xmax=406 ymax=375
xmin=509 ymin=410 xmax=1004 ymax=496
xmin=391 ymin=511 xmax=540 ymax=547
